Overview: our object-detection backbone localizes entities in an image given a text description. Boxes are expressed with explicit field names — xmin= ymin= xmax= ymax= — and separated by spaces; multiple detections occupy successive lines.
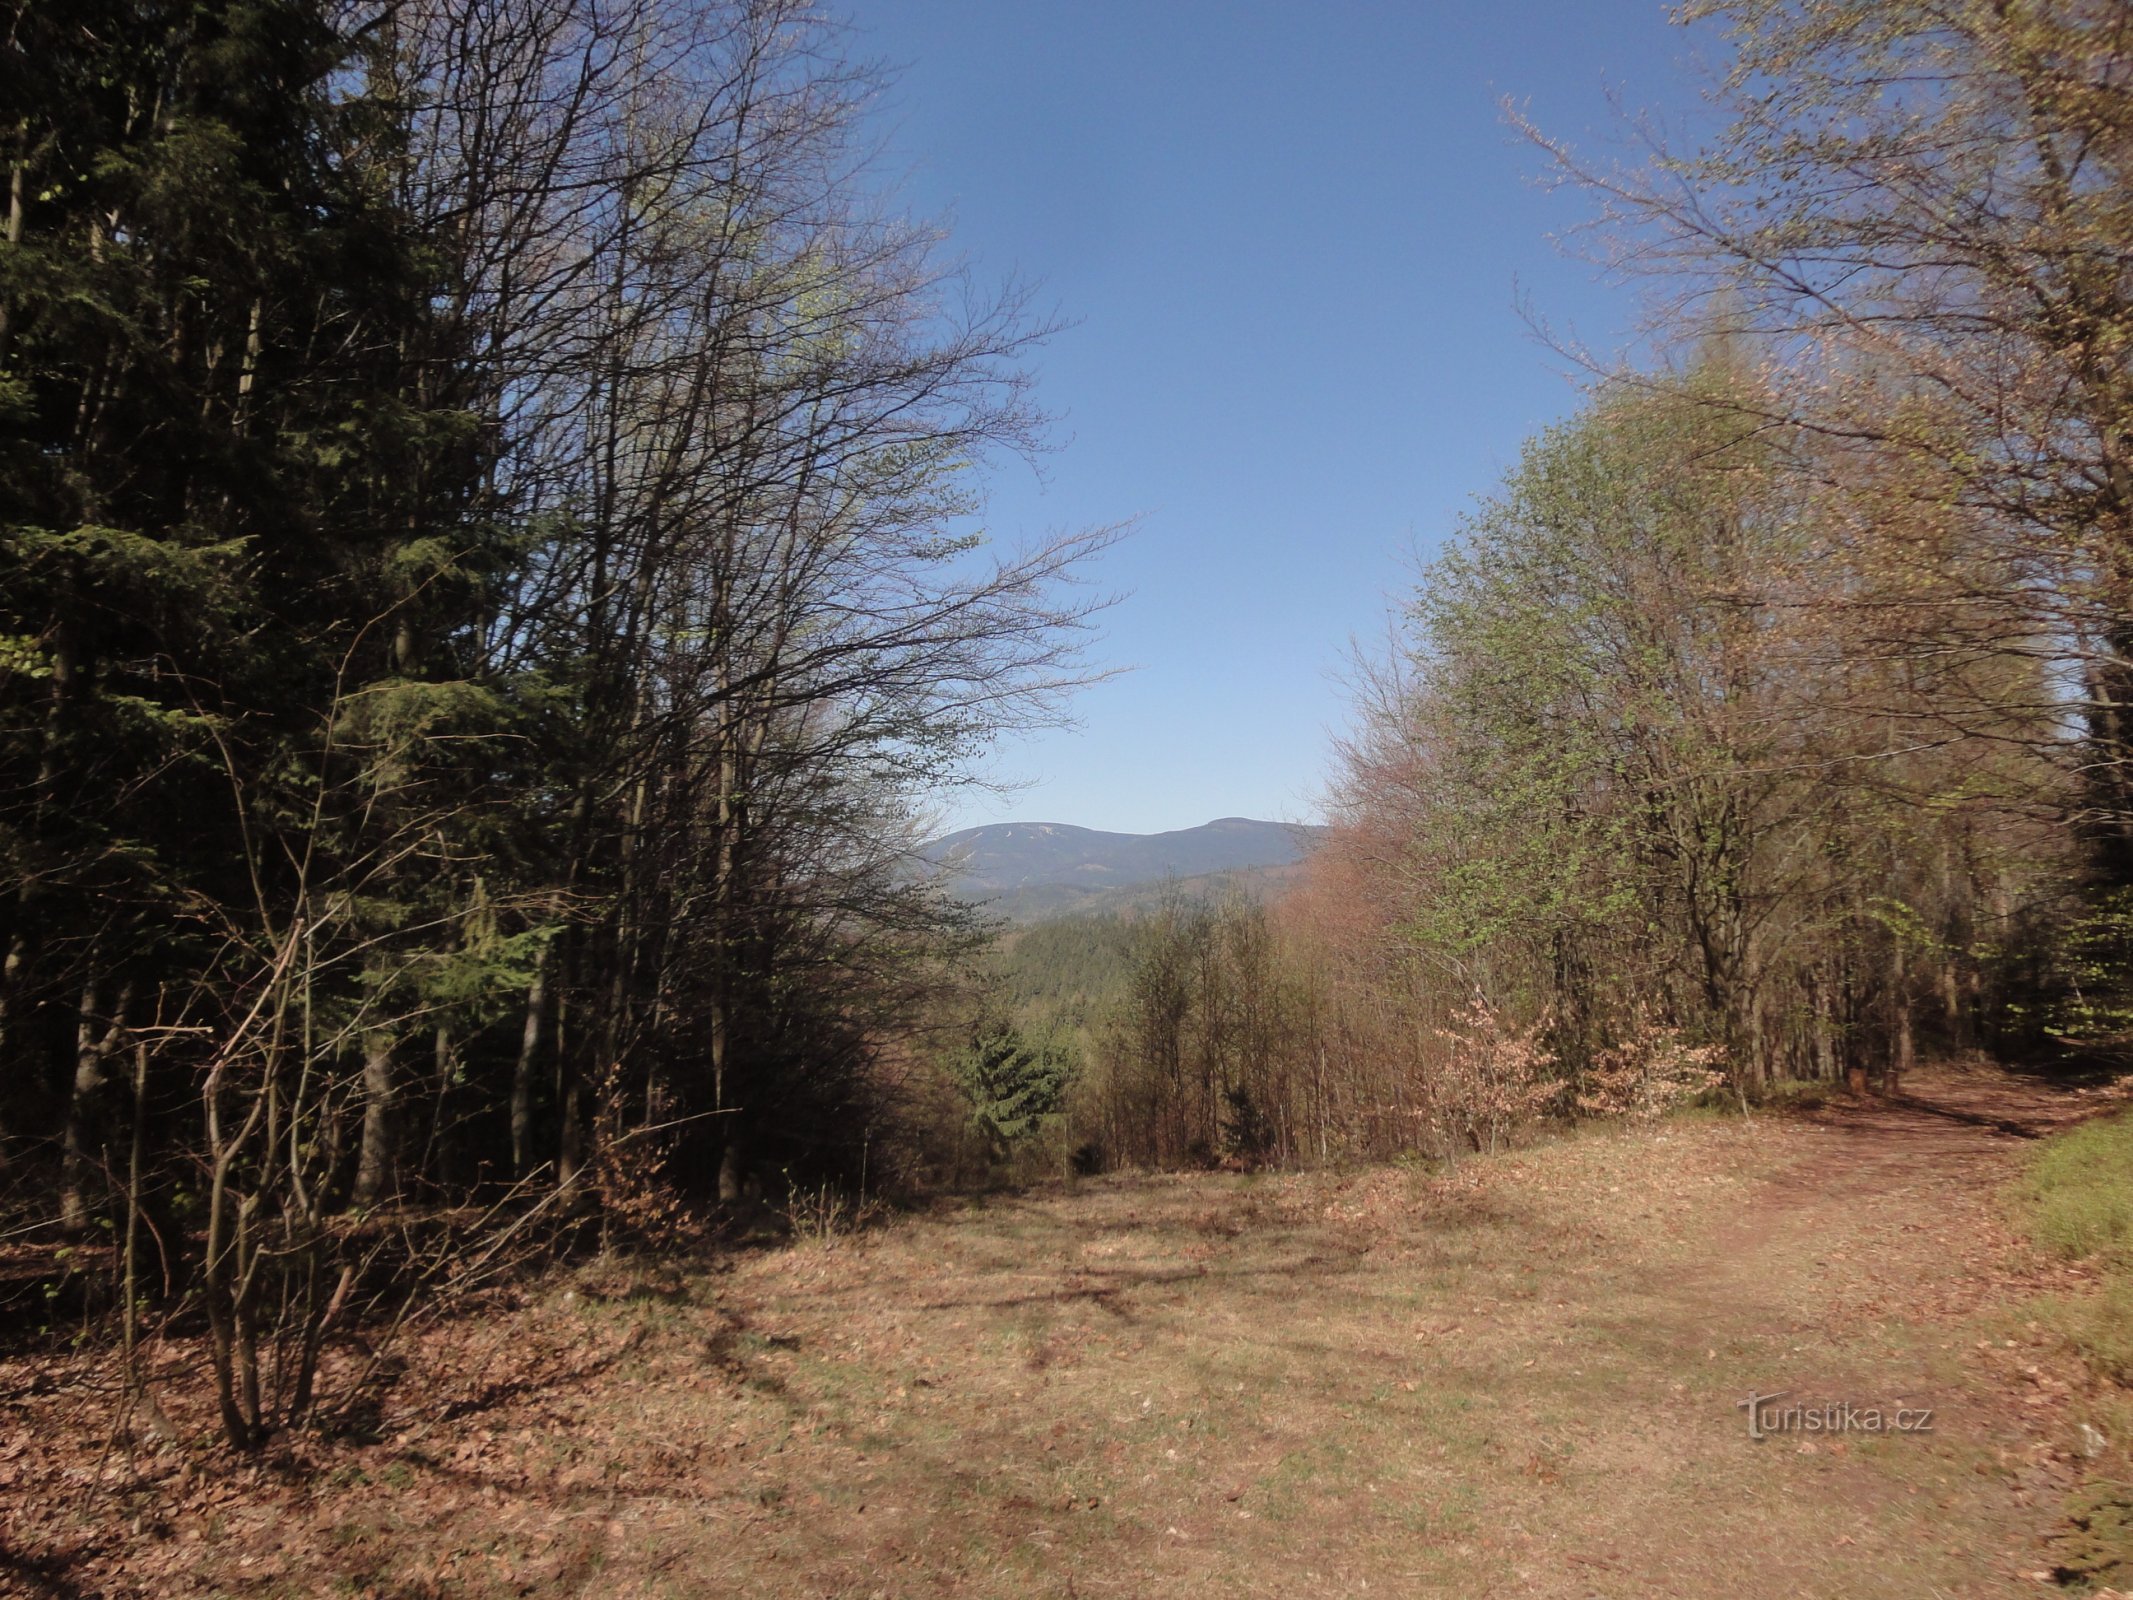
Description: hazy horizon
xmin=930 ymin=813 xmax=1325 ymax=841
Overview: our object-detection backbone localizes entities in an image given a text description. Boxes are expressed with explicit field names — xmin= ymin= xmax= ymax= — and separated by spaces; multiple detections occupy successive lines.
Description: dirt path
xmin=6 ymin=1064 xmax=2123 ymax=1598
xmin=1532 ymin=1063 xmax=2116 ymax=1598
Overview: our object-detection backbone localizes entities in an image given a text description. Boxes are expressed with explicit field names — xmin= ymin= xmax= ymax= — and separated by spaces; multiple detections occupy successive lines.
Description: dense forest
xmin=4 ymin=0 xmax=2131 ymax=1473
xmin=0 ymin=0 xmax=1112 ymax=1444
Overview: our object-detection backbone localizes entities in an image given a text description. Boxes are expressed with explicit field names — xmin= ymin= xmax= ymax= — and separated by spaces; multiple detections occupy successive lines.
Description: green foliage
xmin=2043 ymin=889 xmax=2133 ymax=1048
xmin=0 ymin=0 xmax=500 ymax=980
xmin=949 ymin=1019 xmax=1075 ymax=1160
xmin=2054 ymin=1479 xmax=2133 ymax=1589
xmin=1342 ymin=346 xmax=2073 ymax=1095
xmin=2020 ymin=1110 xmax=2133 ymax=1426
xmin=1398 ymin=374 xmax=1782 ymax=1002
xmin=990 ymin=914 xmax=1148 ymax=1025
xmin=0 ymin=0 xmax=1103 ymax=1451
xmin=2022 ymin=1111 xmax=2133 ymax=1267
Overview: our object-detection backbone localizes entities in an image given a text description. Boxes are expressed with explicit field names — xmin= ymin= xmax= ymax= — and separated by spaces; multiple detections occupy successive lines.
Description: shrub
xmin=1576 ymin=1011 xmax=1726 ymax=1123
xmin=1433 ymin=993 xmax=1563 ymax=1159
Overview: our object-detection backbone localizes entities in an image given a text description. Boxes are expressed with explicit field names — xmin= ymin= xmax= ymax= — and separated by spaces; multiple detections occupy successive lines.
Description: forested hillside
xmin=921 ymin=817 xmax=1320 ymax=921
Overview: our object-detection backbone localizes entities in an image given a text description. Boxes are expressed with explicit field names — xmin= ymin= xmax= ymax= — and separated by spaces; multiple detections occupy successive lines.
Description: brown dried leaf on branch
xmin=1576 ymin=1008 xmax=1726 ymax=1122
xmin=1432 ymin=992 xmax=1565 ymax=1157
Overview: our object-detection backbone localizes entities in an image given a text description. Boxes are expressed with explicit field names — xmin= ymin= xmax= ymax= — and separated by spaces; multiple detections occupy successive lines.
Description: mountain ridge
xmin=921 ymin=815 xmax=1324 ymax=922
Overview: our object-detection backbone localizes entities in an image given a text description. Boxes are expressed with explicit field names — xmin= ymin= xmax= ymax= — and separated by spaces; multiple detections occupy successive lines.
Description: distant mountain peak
xmin=920 ymin=816 xmax=1324 ymax=922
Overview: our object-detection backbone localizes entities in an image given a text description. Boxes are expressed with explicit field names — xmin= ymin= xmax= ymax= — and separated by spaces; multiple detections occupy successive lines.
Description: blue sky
xmin=849 ymin=0 xmax=1702 ymax=835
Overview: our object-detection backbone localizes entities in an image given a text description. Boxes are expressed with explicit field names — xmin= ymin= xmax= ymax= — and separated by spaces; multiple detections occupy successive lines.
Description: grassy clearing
xmin=2 ymin=1066 xmax=2110 ymax=1598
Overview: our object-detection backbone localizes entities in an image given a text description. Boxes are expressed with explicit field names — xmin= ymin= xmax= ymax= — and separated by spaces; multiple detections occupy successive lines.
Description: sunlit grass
xmin=2018 ymin=1106 xmax=2133 ymax=1588
xmin=2022 ymin=1109 xmax=2133 ymax=1266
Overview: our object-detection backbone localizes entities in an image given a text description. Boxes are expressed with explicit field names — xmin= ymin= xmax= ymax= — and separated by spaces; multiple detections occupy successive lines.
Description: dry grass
xmin=4 ymin=1065 xmax=2126 ymax=1597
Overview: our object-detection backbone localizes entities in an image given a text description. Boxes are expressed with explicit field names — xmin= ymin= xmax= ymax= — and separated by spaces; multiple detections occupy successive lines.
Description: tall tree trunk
xmin=60 ymin=976 xmax=130 ymax=1231
xmin=352 ymin=1030 xmax=397 ymax=1208
xmin=0 ymin=928 xmax=25 ymax=1168
xmin=1813 ymin=965 xmax=1847 ymax=1088
xmin=717 ymin=1118 xmax=747 ymax=1204
xmin=557 ymin=1041 xmax=587 ymax=1192
xmin=0 ymin=142 xmax=23 ymax=362
xmin=1890 ymin=939 xmax=1914 ymax=1095
xmin=510 ymin=946 xmax=548 ymax=1178
xmin=120 ymin=1025 xmax=158 ymax=1419
xmin=711 ymin=709 xmax=739 ymax=1201
xmin=1840 ymin=957 xmax=1867 ymax=1095
xmin=424 ymin=1021 xmax=454 ymax=1193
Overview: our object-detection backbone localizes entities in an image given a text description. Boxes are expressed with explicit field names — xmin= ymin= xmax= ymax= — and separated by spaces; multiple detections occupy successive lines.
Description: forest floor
xmin=7 ymin=1061 xmax=2133 ymax=1598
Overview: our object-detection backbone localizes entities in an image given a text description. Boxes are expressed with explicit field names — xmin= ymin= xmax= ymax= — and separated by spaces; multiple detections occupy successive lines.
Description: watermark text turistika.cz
xmin=1736 ymin=1390 xmax=1935 ymax=1441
